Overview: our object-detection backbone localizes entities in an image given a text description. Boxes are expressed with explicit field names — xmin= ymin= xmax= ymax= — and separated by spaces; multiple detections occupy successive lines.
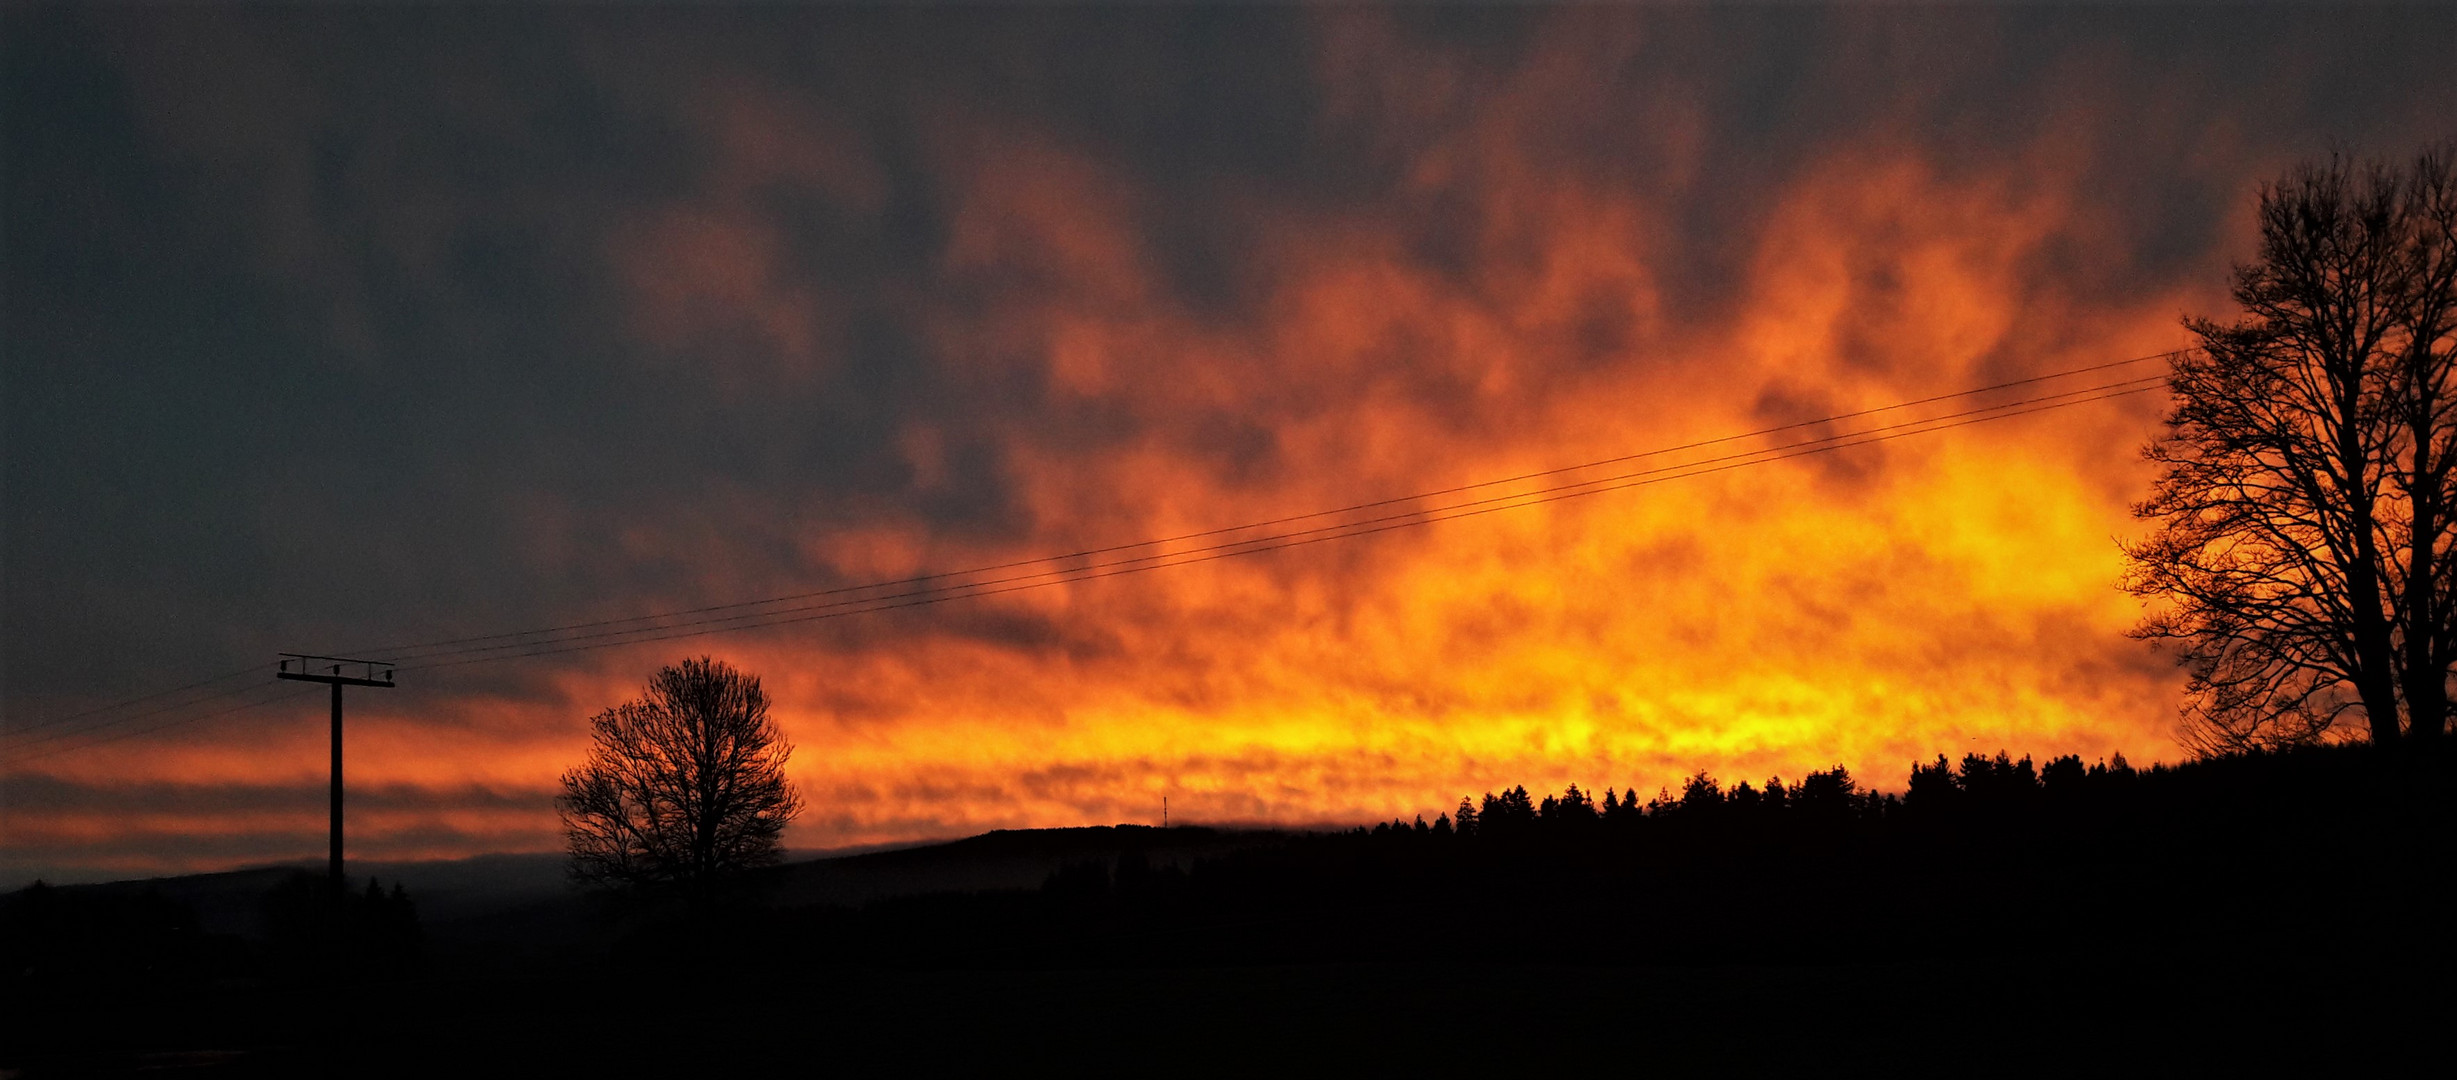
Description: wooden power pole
xmin=277 ymin=654 xmax=395 ymax=901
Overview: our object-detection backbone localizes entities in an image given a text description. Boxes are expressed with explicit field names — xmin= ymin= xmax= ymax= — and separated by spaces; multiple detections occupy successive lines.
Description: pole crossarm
xmin=276 ymin=653 xmax=397 ymax=687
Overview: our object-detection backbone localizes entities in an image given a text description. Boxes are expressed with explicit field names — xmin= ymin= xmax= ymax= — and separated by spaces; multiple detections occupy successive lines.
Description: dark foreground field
xmin=10 ymin=954 xmax=2431 ymax=1076
xmin=6 ymin=744 xmax=2452 ymax=1075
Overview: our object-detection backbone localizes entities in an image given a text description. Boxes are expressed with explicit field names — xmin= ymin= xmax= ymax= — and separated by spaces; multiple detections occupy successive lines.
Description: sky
xmin=5 ymin=4 xmax=2453 ymax=887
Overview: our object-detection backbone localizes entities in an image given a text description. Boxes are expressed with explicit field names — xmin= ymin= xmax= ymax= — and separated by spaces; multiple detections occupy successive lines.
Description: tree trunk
xmin=2403 ymin=508 xmax=2448 ymax=747
xmin=2359 ymin=678 xmax=2404 ymax=745
xmin=2399 ymin=323 xmax=2447 ymax=748
xmin=2346 ymin=544 xmax=2405 ymax=745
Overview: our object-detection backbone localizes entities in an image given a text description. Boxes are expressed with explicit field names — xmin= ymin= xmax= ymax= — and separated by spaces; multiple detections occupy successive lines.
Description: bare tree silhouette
xmin=2126 ymin=146 xmax=2457 ymax=752
xmin=558 ymin=657 xmax=804 ymax=894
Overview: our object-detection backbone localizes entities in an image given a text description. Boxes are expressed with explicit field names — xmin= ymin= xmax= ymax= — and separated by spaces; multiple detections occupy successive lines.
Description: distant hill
xmin=762 ymin=824 xmax=1288 ymax=909
xmin=20 ymin=852 xmax=572 ymax=936
xmin=7 ymin=824 xmax=1307 ymax=951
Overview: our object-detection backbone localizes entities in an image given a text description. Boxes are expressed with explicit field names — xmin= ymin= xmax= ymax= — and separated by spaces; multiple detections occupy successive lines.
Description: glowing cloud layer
xmin=7 ymin=6 xmax=2453 ymax=882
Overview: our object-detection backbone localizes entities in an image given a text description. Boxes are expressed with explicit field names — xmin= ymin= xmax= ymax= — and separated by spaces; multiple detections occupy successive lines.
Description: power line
xmin=0 ymin=677 xmax=275 ymax=752
xmin=6 ymin=684 xmax=319 ymax=765
xmin=344 ymin=349 xmax=2187 ymax=661
xmin=357 ymin=357 xmax=2182 ymax=664
xmin=398 ymin=379 xmax=2162 ymax=673
xmin=385 ymin=372 xmax=2165 ymax=668
xmin=0 ymin=353 xmax=2180 ymax=758
xmin=1 ymin=663 xmax=268 ymax=739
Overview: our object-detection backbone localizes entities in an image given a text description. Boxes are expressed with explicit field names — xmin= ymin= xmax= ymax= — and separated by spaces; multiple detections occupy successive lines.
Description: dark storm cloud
xmin=1 ymin=8 xmax=1393 ymax=698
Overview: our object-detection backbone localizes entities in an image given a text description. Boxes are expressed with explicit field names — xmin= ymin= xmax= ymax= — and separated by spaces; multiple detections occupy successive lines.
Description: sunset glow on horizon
xmin=7 ymin=5 xmax=2452 ymax=884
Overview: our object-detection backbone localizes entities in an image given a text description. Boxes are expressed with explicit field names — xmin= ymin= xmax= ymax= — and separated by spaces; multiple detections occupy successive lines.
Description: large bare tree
xmin=559 ymin=657 xmax=804 ymax=892
xmin=2126 ymin=147 xmax=2457 ymax=753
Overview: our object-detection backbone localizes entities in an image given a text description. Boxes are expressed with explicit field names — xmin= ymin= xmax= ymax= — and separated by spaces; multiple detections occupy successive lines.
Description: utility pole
xmin=276 ymin=654 xmax=395 ymax=902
